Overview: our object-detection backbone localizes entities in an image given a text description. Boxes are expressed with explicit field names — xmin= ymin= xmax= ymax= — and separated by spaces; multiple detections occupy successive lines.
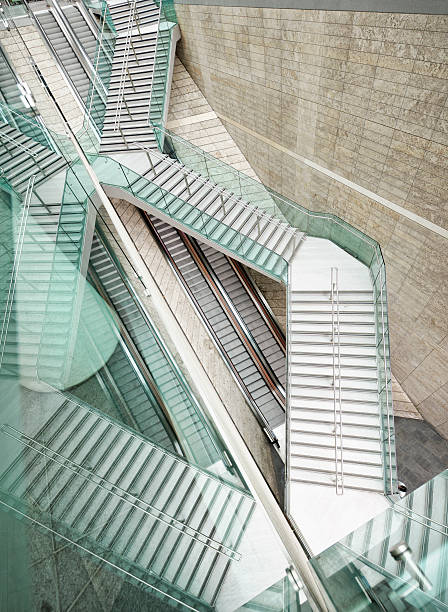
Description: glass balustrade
xmin=0 ymin=90 xmax=403 ymax=607
xmin=311 ymin=470 xmax=448 ymax=611
xmin=149 ymin=0 xmax=178 ymax=146
xmin=91 ymin=153 xmax=289 ymax=281
xmin=0 ymin=0 xmax=116 ymax=154
xmin=81 ymin=0 xmax=116 ymax=148
xmin=0 ymin=116 xmax=246 ymax=487
xmin=0 ymin=242 xmax=309 ymax=612
xmin=0 ymin=100 xmax=396 ymax=496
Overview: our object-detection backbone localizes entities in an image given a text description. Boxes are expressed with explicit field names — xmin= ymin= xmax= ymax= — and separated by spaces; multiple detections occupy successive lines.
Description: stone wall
xmin=167 ymin=57 xmax=259 ymax=174
xmin=175 ymin=5 xmax=448 ymax=437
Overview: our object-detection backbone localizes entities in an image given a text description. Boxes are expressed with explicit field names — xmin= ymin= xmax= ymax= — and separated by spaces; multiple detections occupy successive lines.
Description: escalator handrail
xmin=143 ymin=213 xmax=282 ymax=447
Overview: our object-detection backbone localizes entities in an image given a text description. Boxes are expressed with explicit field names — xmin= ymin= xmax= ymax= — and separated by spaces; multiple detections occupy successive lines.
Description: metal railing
xmin=112 ymin=0 xmax=137 ymax=133
xmin=330 ymin=267 xmax=344 ymax=495
xmin=0 ymin=422 xmax=243 ymax=561
xmin=152 ymin=124 xmax=397 ymax=496
xmin=145 ymin=215 xmax=284 ymax=448
xmin=84 ymin=0 xmax=115 ymax=132
xmin=92 ymin=224 xmax=235 ymax=471
xmin=147 ymin=0 xmax=162 ymax=123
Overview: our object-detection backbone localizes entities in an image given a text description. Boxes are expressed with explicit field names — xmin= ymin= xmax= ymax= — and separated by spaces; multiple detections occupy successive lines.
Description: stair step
xmin=290 ymin=469 xmax=384 ymax=492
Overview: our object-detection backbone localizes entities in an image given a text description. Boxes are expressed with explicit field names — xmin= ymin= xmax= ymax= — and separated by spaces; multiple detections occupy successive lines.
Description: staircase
xmin=239 ymin=580 xmax=284 ymax=611
xmin=288 ymin=237 xmax=388 ymax=494
xmin=1 ymin=200 xmax=61 ymax=383
xmin=98 ymin=341 xmax=179 ymax=454
xmin=343 ymin=473 xmax=448 ymax=605
xmin=0 ymin=180 xmax=117 ymax=389
xmin=148 ymin=214 xmax=286 ymax=432
xmin=0 ymin=122 xmax=66 ymax=194
xmin=35 ymin=8 xmax=93 ymax=104
xmin=0 ymin=395 xmax=255 ymax=609
xmin=62 ymin=4 xmax=99 ymax=64
xmin=0 ymin=47 xmax=24 ymax=110
xmin=100 ymin=0 xmax=164 ymax=153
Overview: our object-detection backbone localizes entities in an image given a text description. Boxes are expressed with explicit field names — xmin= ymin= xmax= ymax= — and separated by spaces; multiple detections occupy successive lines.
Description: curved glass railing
xmin=0 ymin=254 xmax=307 ymax=612
xmin=0 ymin=114 xmax=243 ymax=485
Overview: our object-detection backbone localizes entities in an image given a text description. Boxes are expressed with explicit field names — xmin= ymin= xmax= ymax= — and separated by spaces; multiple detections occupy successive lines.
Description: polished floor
xmin=395 ymin=416 xmax=448 ymax=492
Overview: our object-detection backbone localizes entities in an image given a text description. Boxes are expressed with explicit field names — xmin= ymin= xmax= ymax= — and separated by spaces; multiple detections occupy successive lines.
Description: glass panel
xmin=0 ymin=171 xmax=310 ymax=612
xmin=149 ymin=0 xmax=178 ymax=143
xmin=82 ymin=0 xmax=116 ymax=145
xmin=312 ymin=471 xmax=448 ymax=611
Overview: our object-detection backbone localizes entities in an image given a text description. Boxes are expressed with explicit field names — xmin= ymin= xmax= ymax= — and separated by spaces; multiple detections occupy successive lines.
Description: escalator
xmin=144 ymin=212 xmax=287 ymax=444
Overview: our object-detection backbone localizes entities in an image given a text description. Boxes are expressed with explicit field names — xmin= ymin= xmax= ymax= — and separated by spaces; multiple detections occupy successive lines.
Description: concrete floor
xmin=395 ymin=416 xmax=448 ymax=492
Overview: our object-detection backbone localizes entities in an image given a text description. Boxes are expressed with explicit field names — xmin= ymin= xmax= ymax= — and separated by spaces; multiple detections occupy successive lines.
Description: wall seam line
xmin=216 ymin=111 xmax=448 ymax=240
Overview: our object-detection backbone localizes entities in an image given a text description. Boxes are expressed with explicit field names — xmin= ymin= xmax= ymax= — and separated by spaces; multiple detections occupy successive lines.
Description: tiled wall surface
xmin=167 ymin=57 xmax=259 ymax=174
xmin=175 ymin=6 xmax=448 ymax=436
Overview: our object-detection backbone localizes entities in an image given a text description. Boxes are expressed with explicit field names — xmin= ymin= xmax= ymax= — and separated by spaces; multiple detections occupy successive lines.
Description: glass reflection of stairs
xmin=0 ymin=395 xmax=255 ymax=610
xmin=240 ymin=580 xmax=284 ymax=611
xmin=89 ymin=231 xmax=222 ymax=469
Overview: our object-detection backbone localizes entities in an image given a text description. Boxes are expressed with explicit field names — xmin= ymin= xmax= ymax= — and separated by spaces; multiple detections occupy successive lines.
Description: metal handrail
xmin=0 ymin=129 xmax=38 ymax=157
xmin=94 ymin=221 xmax=239 ymax=474
xmin=144 ymin=213 xmax=282 ymax=448
xmin=85 ymin=0 xmax=111 ymax=127
xmin=0 ymin=497 xmax=203 ymax=612
xmin=147 ymin=0 xmax=162 ymax=122
xmin=149 ymin=126 xmax=396 ymax=495
xmin=112 ymin=0 xmax=136 ymax=132
xmin=0 ymin=423 xmax=242 ymax=560
xmin=47 ymin=0 xmax=108 ymax=101
xmin=377 ymin=263 xmax=394 ymax=495
xmin=331 ymin=267 xmax=344 ymax=495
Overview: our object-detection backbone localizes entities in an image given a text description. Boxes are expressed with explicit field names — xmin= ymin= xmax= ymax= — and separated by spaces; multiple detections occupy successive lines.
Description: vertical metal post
xmin=331 ymin=267 xmax=344 ymax=495
xmin=183 ymin=172 xmax=191 ymax=197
